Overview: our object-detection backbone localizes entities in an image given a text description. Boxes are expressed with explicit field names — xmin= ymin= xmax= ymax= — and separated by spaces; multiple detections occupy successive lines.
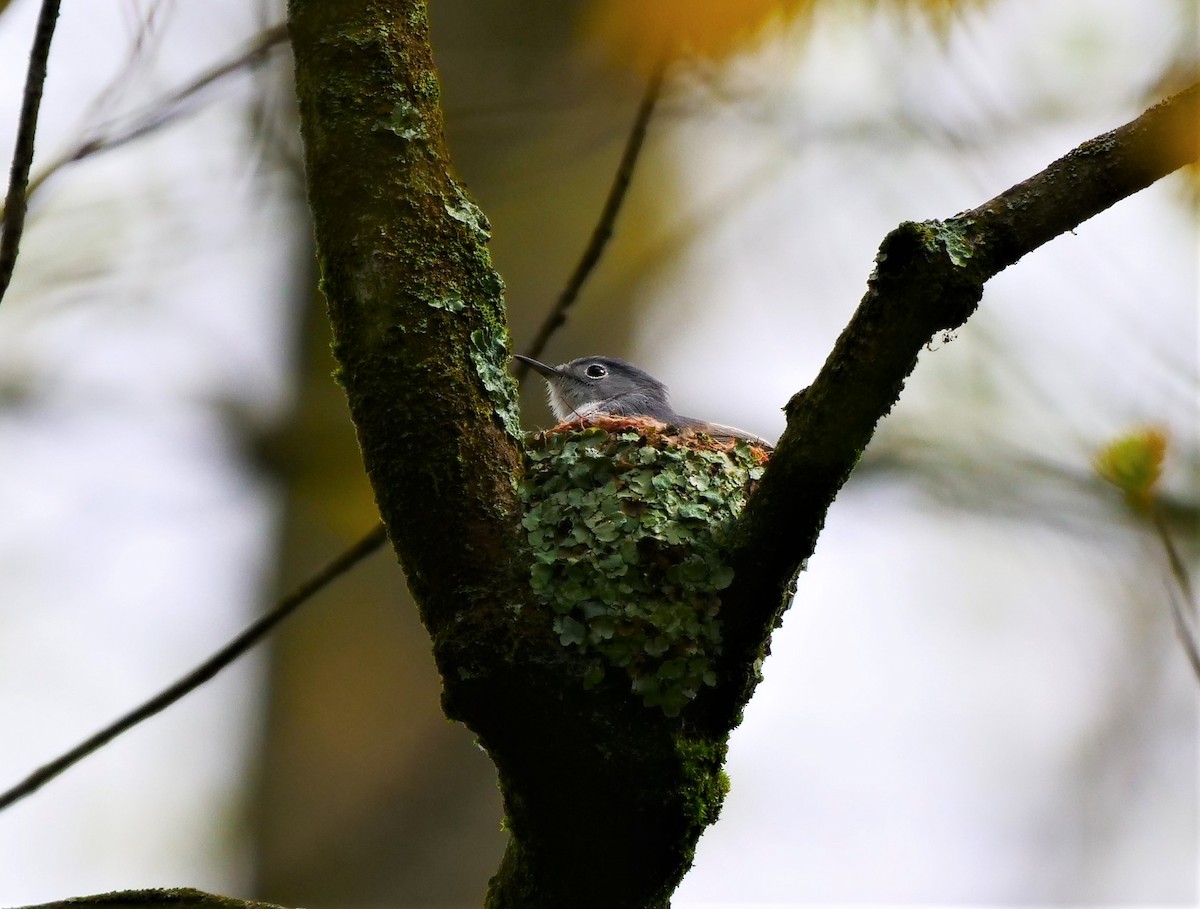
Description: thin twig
xmin=21 ymin=21 xmax=289 ymax=205
xmin=1152 ymin=508 xmax=1200 ymax=684
xmin=0 ymin=524 xmax=388 ymax=813
xmin=77 ymin=0 xmax=171 ymax=132
xmin=513 ymin=59 xmax=667 ymax=380
xmin=0 ymin=0 xmax=63 ymax=307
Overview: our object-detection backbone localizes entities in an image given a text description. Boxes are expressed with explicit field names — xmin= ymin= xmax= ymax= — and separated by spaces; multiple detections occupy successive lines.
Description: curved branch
xmin=958 ymin=82 xmax=1200 ymax=275
xmin=15 ymin=888 xmax=290 ymax=909
xmin=709 ymin=82 xmax=1200 ymax=725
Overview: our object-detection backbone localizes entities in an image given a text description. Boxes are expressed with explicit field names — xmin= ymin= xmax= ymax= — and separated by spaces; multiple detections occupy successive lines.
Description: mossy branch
xmin=287 ymin=0 xmax=527 ymax=637
xmin=286 ymin=5 xmax=715 ymax=905
xmin=708 ymin=81 xmax=1200 ymax=728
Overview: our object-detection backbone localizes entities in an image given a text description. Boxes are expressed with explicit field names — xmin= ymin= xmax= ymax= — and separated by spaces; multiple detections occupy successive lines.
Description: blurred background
xmin=0 ymin=0 xmax=1196 ymax=906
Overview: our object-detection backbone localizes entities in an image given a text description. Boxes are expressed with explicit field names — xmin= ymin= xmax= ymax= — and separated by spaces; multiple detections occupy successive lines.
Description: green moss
xmin=416 ymin=70 xmax=440 ymax=101
xmin=520 ymin=426 xmax=764 ymax=715
xmin=674 ymin=736 xmax=730 ymax=830
xmin=405 ymin=3 xmax=429 ymax=29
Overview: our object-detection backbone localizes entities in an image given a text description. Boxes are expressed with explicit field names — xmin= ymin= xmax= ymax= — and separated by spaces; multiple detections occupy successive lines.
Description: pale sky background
xmin=0 ymin=1 xmax=1196 ymax=907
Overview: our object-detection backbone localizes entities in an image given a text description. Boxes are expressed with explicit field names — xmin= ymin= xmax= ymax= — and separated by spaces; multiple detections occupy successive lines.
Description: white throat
xmin=548 ymin=384 xmax=604 ymax=421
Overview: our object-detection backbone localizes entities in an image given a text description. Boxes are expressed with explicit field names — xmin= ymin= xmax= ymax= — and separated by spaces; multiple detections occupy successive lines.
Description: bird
xmin=514 ymin=354 xmax=773 ymax=450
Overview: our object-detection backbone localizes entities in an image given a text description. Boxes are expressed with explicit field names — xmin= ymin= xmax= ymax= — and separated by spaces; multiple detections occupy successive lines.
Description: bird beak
xmin=513 ymin=354 xmax=561 ymax=378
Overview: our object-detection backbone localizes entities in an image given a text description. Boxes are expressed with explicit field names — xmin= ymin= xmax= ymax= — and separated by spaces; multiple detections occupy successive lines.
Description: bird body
xmin=515 ymin=354 xmax=773 ymax=450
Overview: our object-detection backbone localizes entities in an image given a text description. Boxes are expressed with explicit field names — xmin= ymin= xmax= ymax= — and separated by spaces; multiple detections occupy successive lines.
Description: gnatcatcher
xmin=515 ymin=354 xmax=773 ymax=449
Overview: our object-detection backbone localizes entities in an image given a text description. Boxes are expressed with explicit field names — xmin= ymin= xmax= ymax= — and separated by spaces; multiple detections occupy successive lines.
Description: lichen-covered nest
xmin=520 ymin=416 xmax=769 ymax=715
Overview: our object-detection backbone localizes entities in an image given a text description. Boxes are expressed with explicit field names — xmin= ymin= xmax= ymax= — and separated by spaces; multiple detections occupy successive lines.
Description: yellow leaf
xmin=1094 ymin=427 xmax=1168 ymax=513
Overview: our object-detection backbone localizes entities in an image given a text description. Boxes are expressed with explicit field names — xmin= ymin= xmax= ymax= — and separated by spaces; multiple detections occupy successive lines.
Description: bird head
xmin=514 ymin=355 xmax=673 ymax=422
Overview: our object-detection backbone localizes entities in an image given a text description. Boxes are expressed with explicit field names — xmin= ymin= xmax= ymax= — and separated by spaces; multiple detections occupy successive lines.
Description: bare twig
xmin=0 ymin=524 xmax=388 ymax=813
xmin=78 ymin=0 xmax=171 ymax=131
xmin=513 ymin=59 xmax=667 ymax=380
xmin=1152 ymin=509 xmax=1200 ymax=684
xmin=22 ymin=21 xmax=289 ymax=204
xmin=0 ymin=0 xmax=62 ymax=306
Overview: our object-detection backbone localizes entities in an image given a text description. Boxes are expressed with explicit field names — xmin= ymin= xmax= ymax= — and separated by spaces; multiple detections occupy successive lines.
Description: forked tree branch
xmin=9 ymin=0 xmax=1197 ymax=899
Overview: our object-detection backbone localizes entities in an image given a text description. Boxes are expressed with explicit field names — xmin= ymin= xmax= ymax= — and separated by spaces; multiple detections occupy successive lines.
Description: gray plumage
xmin=515 ymin=355 xmax=772 ymax=449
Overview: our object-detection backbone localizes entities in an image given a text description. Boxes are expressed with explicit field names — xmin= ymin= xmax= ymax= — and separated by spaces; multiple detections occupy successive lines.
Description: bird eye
xmin=585 ymin=363 xmax=608 ymax=379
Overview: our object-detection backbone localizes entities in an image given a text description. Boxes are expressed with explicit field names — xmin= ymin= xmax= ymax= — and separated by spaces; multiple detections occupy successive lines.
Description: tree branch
xmin=0 ymin=0 xmax=62 ymax=306
xmin=0 ymin=525 xmax=386 ymax=813
xmin=287 ymin=1 xmax=527 ymax=631
xmin=22 ymin=22 xmax=288 ymax=205
xmin=708 ymin=82 xmax=1200 ymax=726
xmin=288 ymin=7 xmax=722 ymax=905
xmin=514 ymin=59 xmax=666 ymax=377
xmin=15 ymin=888 xmax=289 ymax=909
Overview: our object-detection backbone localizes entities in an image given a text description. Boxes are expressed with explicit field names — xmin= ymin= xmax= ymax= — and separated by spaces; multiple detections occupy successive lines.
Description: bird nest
xmin=519 ymin=418 xmax=768 ymax=715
